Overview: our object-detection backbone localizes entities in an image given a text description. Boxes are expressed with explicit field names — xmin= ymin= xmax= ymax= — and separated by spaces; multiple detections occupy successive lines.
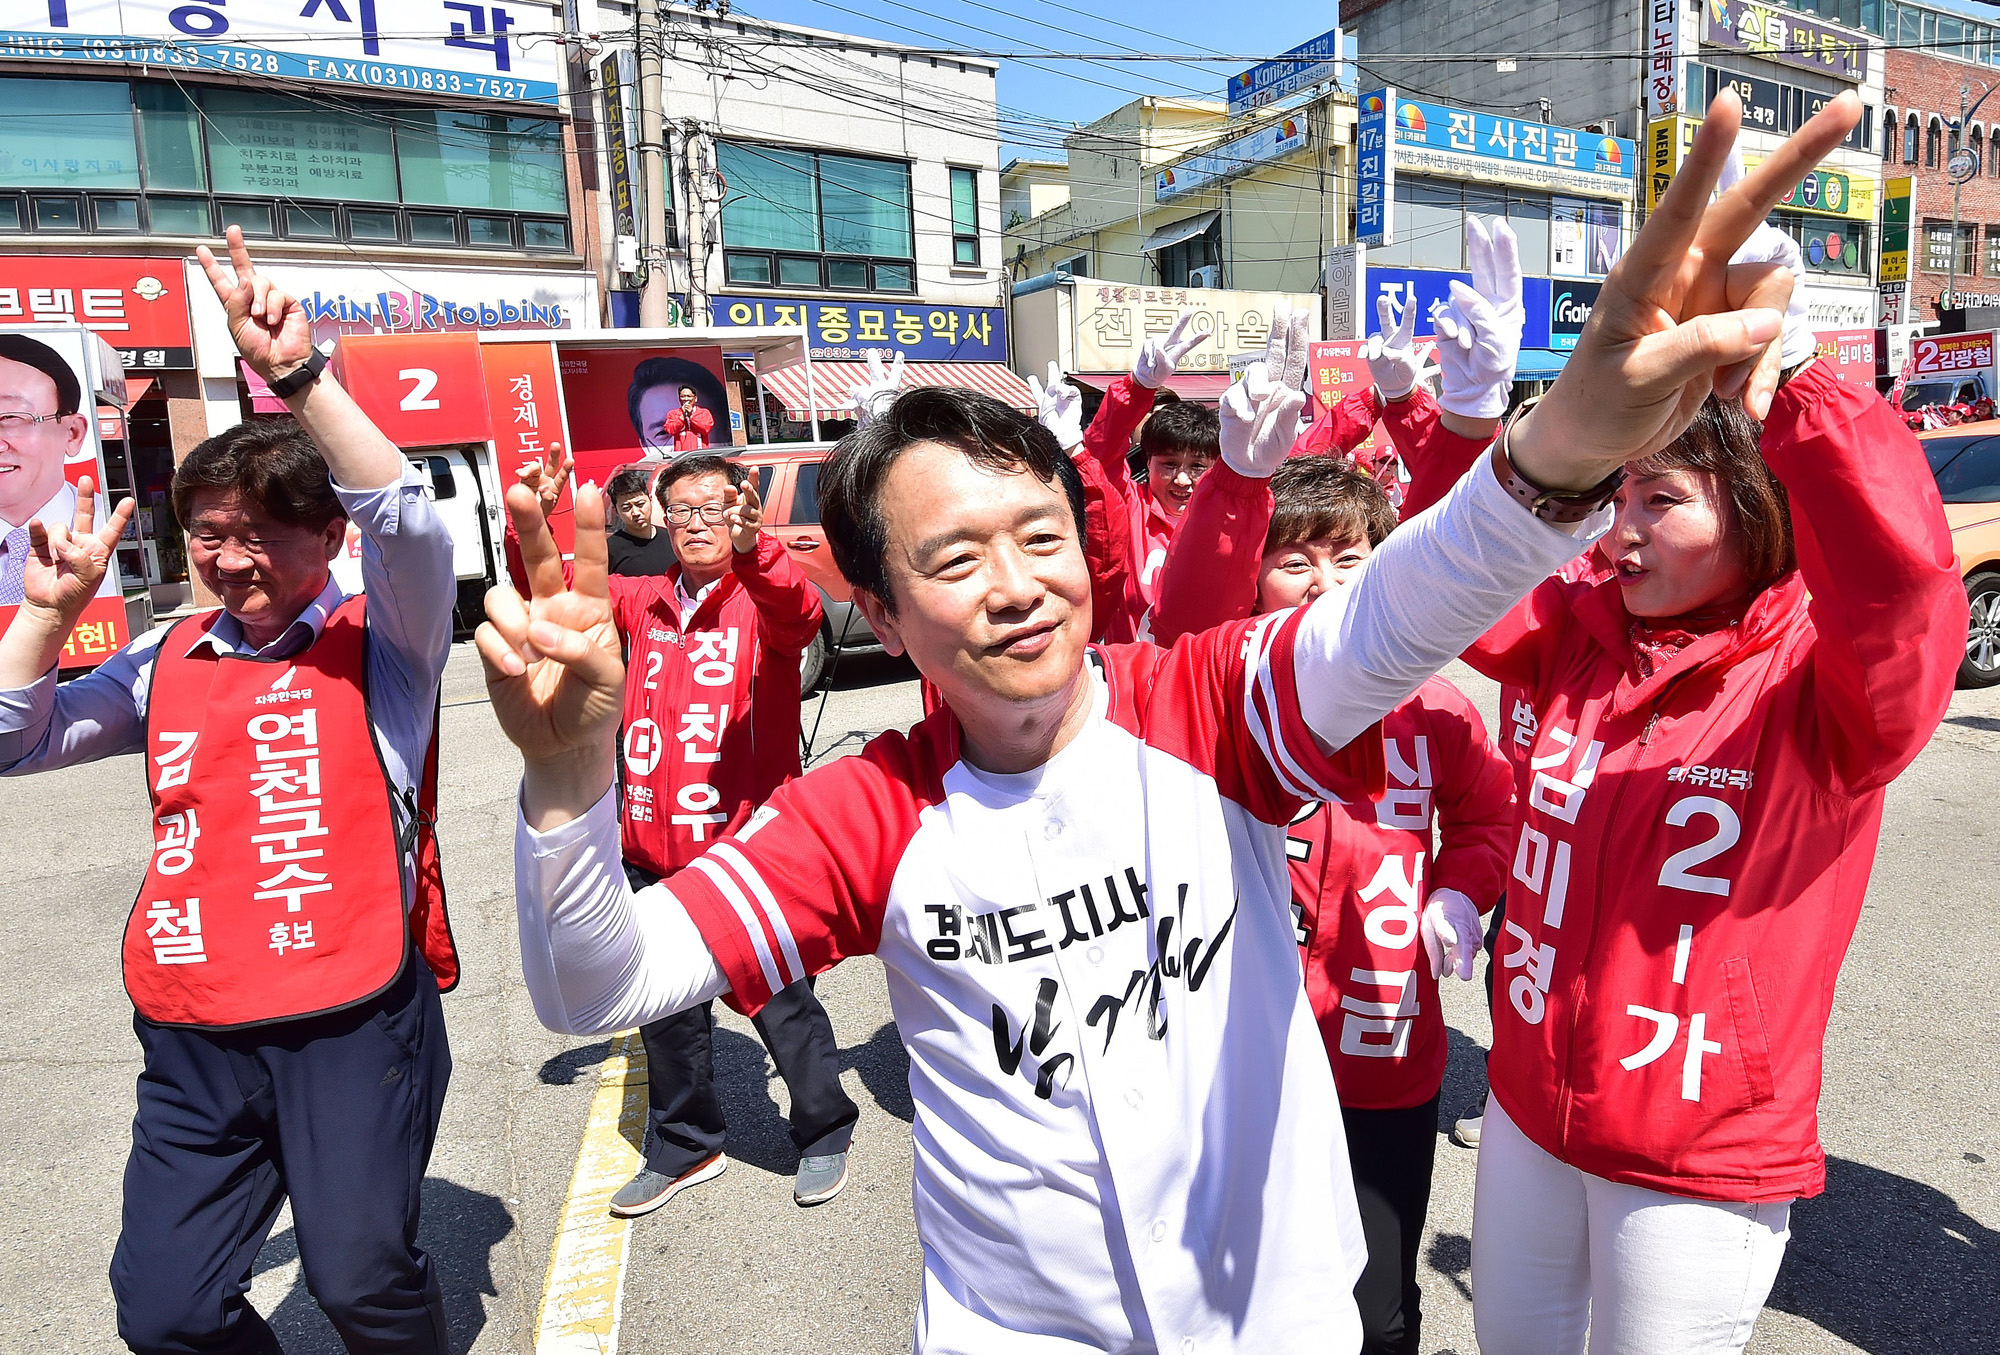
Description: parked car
xmin=1916 ymin=422 xmax=2000 ymax=688
xmin=624 ymin=443 xmax=884 ymax=693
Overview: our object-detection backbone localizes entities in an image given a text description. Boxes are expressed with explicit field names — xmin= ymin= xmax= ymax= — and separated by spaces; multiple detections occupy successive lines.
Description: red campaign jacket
xmin=612 ymin=534 xmax=822 ymax=878
xmin=124 ymin=597 xmax=455 ymax=1030
xmin=664 ymin=406 xmax=714 ymax=453
xmin=1292 ymin=385 xmax=1494 ymax=522
xmin=1079 ymin=374 xmax=1167 ymax=642
xmin=1150 ymin=463 xmax=1511 ymax=1110
xmin=1463 ymin=363 xmax=1966 ymax=1202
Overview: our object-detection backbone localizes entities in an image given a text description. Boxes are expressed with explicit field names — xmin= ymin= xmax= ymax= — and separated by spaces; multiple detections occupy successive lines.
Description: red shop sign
xmin=0 ymin=256 xmax=195 ymax=370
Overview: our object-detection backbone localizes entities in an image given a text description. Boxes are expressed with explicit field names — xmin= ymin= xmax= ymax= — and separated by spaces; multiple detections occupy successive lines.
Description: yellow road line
xmin=535 ymin=1031 xmax=650 ymax=1355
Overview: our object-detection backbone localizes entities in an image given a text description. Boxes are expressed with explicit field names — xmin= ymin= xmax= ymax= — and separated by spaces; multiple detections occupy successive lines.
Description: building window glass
xmin=1924 ymin=219 xmax=1977 ymax=273
xmin=1778 ymin=214 xmax=1872 ymax=277
xmin=1906 ymin=114 xmax=1921 ymax=164
xmin=201 ymin=89 xmax=399 ymax=203
xmin=395 ymin=111 xmax=567 ymax=213
xmin=0 ymin=79 xmax=140 ymax=189
xmin=1929 ymin=120 xmax=1943 ymax=168
xmin=718 ymin=141 xmax=915 ymax=292
xmin=951 ymin=166 xmax=979 ymax=266
xmin=146 ymin=197 xmax=210 ymax=234
xmin=1987 ymin=227 xmax=2000 ymax=276
xmin=1156 ymin=219 xmax=1221 ymax=287
xmin=1882 ymin=110 xmax=1897 ymax=161
xmin=135 ymin=84 xmax=205 ymax=191
xmin=1975 ymin=129 xmax=1987 ymax=177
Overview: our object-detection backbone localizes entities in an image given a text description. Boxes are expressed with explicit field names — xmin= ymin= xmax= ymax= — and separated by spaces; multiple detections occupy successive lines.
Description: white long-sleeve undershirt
xmin=512 ymin=455 xmax=1604 ymax=1037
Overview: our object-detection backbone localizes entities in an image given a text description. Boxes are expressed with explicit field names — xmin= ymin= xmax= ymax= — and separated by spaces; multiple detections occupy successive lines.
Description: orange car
xmin=1918 ymin=422 xmax=2000 ymax=688
xmin=627 ymin=443 xmax=883 ymax=692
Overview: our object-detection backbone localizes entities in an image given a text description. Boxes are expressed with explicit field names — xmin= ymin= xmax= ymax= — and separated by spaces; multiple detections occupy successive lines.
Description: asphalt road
xmin=0 ymin=643 xmax=1993 ymax=1355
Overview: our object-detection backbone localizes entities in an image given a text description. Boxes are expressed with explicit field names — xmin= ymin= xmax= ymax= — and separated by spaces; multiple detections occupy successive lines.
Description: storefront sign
xmin=1325 ymin=244 xmax=1365 ymax=340
xmin=1701 ymin=0 xmax=1865 ymax=83
xmin=1156 ymin=117 xmax=1309 ymax=202
xmin=1738 ymin=152 xmax=1876 ymax=222
xmin=1880 ymin=175 xmax=1913 ymax=284
xmin=0 ymin=0 xmax=559 ymax=102
xmin=1878 ymin=280 xmax=1909 ymax=325
xmin=1364 ymin=266 xmax=1555 ymax=349
xmin=1357 ymin=89 xmax=1394 ymax=247
xmin=715 ymin=295 xmax=1005 ymax=363
xmin=186 ymin=260 xmax=597 ymax=378
xmin=1646 ymin=115 xmax=1699 ymax=213
xmin=1071 ymin=277 xmax=1321 ymax=373
xmin=1690 ymin=64 xmax=1871 ymax=151
xmin=1226 ymin=27 xmax=1350 ymax=117
xmin=1644 ymin=0 xmax=1681 ymax=118
xmin=1384 ymin=93 xmax=1636 ymax=201
xmin=330 ymin=331 xmax=492 ymax=447
xmin=1814 ymin=328 xmax=1875 ymax=385
xmin=600 ymin=50 xmax=639 ymax=248
xmin=0 ymin=256 xmax=194 ymax=368
xmin=1305 ymin=340 xmax=1385 ymax=459
xmin=1798 ymin=283 xmax=1876 ymax=329
xmin=1548 ymin=280 xmax=1601 ymax=352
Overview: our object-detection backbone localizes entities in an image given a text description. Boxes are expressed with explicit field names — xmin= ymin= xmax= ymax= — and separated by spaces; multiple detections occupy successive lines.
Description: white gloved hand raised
xmin=1027 ymin=359 xmax=1085 ymax=452
xmin=1135 ymin=309 xmax=1211 ymax=389
xmin=1366 ymin=292 xmax=1425 ymax=400
xmin=844 ymin=349 xmax=905 ymax=429
xmin=1419 ymin=887 xmax=1485 ymax=982
xmin=1717 ymin=145 xmax=1817 ymax=369
xmin=1219 ymin=303 xmax=1310 ymax=479
xmin=1433 ymin=216 xmax=1525 ymax=420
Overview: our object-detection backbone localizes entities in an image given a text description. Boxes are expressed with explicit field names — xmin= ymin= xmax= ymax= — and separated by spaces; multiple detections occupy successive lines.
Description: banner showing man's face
xmin=0 ymin=333 xmax=88 ymax=528
xmin=558 ymin=346 xmax=729 ymax=488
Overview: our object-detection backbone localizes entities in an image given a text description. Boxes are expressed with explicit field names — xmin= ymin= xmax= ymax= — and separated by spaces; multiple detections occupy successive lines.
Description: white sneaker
xmin=1451 ymin=1113 xmax=1483 ymax=1149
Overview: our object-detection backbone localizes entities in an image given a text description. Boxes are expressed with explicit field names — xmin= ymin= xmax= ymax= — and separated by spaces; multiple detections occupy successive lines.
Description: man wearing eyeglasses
xmin=595 ymin=451 xmax=859 ymax=1217
xmin=0 ymin=333 xmax=114 ymax=606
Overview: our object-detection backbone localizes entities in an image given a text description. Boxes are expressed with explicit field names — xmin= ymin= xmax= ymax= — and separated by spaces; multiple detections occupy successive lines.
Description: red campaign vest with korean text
xmin=121 ymin=596 xmax=457 ymax=1029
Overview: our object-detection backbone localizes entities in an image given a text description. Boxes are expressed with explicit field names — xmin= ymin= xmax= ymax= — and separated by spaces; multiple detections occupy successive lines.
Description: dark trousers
xmin=625 ymin=863 xmax=858 ymax=1177
xmin=111 ymin=957 xmax=451 ymax=1355
xmin=1342 ymin=1092 xmax=1442 ymax=1355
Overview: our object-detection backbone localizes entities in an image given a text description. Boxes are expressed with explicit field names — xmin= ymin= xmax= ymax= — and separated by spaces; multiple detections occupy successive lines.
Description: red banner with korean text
xmin=0 ymin=256 xmax=196 ymax=371
xmin=1306 ymin=341 xmax=1388 ymax=461
xmin=330 ymin=332 xmax=492 ymax=448
xmin=480 ymin=341 xmax=576 ymax=557
xmin=1813 ymin=329 xmax=1875 ymax=386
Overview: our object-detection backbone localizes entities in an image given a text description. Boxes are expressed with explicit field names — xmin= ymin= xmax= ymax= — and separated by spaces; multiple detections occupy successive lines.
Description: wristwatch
xmin=1493 ymin=401 xmax=1625 ymax=525
xmin=264 ymin=344 xmax=329 ymax=400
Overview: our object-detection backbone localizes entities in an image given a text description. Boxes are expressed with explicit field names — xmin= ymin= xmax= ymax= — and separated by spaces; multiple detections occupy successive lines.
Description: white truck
xmin=328 ymin=446 xmax=507 ymax=633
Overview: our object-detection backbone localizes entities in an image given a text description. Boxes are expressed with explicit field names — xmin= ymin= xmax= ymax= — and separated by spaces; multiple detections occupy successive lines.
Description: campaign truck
xmin=1896 ymin=330 xmax=1998 ymax=427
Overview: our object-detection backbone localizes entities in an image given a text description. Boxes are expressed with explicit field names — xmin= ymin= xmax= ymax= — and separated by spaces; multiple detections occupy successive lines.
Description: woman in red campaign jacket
xmin=1153 ymin=454 xmax=1514 ymax=1355
xmin=1462 ymin=366 xmax=1964 ymax=1353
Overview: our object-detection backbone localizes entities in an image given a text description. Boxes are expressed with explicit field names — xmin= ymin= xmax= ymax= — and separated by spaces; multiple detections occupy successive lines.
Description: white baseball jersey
xmin=514 ymin=457 xmax=1604 ymax=1354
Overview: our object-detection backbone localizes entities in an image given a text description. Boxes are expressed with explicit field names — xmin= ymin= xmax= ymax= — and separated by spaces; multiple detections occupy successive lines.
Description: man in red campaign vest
xmin=515 ymin=450 xmax=859 ymax=1216
xmin=0 ymin=229 xmax=458 ymax=1353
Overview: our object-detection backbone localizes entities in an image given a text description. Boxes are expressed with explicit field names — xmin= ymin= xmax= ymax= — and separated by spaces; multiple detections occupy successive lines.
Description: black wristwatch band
xmin=1494 ymin=400 xmax=1625 ymax=524
xmin=265 ymin=345 xmax=329 ymax=399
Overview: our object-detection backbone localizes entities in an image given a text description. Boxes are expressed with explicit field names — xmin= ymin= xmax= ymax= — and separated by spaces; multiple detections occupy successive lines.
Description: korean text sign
xmin=481 ymin=340 xmax=575 ymax=557
xmin=0 ymin=257 xmax=194 ymax=369
xmin=715 ymin=296 xmax=1005 ymax=363
xmin=1226 ymin=27 xmax=1351 ymax=117
xmin=1911 ymin=334 xmax=1994 ymax=378
xmin=1364 ymin=267 xmax=1555 ymax=350
xmin=1701 ymin=0 xmax=1865 ymax=84
xmin=1813 ymin=329 xmax=1875 ymax=385
xmin=1356 ymin=89 xmax=1395 ymax=248
xmin=1305 ymin=341 xmax=1385 ymax=460
xmin=1385 ymin=94 xmax=1636 ymax=201
xmin=0 ymin=0 xmax=559 ymax=103
xmin=1156 ymin=117 xmax=1308 ymax=203
xmin=1644 ymin=0 xmax=1681 ymax=118
xmin=1070 ymin=278 xmax=1321 ymax=374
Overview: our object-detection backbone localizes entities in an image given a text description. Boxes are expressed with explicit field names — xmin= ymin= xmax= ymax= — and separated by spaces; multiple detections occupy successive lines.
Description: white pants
xmin=1470 ymin=1098 xmax=1792 ymax=1355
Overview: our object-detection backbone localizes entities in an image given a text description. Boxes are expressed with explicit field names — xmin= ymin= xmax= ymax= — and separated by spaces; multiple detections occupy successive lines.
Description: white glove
xmin=1420 ymin=887 xmax=1484 ymax=982
xmin=844 ymin=349 xmax=905 ymax=429
xmin=1433 ymin=216 xmax=1525 ymax=420
xmin=1365 ymin=292 xmax=1425 ymax=400
xmin=1219 ymin=303 xmax=1310 ymax=479
xmin=1717 ymin=145 xmax=1817 ymax=369
xmin=1027 ymin=359 xmax=1084 ymax=452
xmin=1135 ymin=309 xmax=1211 ymax=389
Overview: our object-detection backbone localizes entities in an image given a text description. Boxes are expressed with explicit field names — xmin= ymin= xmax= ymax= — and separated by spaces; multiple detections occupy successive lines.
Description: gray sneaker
xmin=1451 ymin=1113 xmax=1484 ymax=1149
xmin=793 ymin=1151 xmax=849 ymax=1207
xmin=609 ymin=1152 xmax=727 ymax=1217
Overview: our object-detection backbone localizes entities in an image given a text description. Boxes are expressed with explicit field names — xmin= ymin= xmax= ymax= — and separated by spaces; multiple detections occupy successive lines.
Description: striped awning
xmin=755 ymin=360 xmax=1035 ymax=418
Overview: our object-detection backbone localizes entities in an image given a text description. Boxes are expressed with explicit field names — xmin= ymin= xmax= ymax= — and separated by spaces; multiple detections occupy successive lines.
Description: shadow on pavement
xmin=537 ymin=1040 xmax=613 ymax=1086
xmin=846 ymin=1020 xmax=914 ymax=1123
xmin=1765 ymin=1156 xmax=1997 ymax=1353
xmin=258 ymin=1178 xmax=517 ymax=1354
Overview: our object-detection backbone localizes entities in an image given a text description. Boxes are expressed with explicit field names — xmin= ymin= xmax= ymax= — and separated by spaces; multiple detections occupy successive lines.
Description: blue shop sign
xmin=1364 ymin=267 xmax=1555 ymax=350
xmin=1548 ymin=280 xmax=1603 ymax=352
xmin=716 ymin=294 xmax=1007 ymax=362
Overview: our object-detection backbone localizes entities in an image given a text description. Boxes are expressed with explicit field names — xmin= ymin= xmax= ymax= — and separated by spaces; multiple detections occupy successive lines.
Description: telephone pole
xmin=636 ymin=0 xmax=675 ymax=326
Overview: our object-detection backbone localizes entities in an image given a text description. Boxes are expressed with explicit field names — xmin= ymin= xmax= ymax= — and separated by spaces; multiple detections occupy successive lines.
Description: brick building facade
xmin=1885 ymin=38 xmax=2000 ymax=319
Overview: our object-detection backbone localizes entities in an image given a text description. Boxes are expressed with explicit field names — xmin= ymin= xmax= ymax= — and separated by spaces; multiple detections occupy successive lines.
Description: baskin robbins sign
xmin=1384 ymin=94 xmax=1636 ymax=201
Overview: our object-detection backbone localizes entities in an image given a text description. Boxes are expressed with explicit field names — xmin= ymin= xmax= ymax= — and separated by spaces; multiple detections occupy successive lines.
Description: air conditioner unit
xmin=1188 ymin=264 xmax=1222 ymax=289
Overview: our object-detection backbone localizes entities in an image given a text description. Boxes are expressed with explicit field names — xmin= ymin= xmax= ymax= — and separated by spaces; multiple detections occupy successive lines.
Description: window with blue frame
xmin=718 ymin=141 xmax=916 ymax=293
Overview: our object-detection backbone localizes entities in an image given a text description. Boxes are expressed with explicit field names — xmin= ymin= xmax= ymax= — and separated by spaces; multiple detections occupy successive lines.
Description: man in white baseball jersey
xmin=480 ymin=95 xmax=1810 ymax=1346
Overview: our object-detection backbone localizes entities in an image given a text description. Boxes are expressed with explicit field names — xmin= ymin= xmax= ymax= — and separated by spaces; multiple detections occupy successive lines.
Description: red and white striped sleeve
xmin=665 ymin=728 xmax=935 ymax=1014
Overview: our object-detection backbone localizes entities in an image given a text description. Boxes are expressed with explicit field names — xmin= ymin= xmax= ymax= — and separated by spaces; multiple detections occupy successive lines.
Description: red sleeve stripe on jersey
xmin=710 ymin=841 xmax=806 ymax=983
xmin=1241 ymin=613 xmax=1345 ymax=805
xmin=689 ymin=856 xmax=796 ymax=994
